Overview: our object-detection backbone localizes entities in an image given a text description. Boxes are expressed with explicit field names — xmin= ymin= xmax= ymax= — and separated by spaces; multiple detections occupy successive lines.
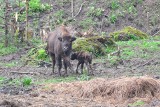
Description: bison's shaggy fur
xmin=71 ymin=51 xmax=93 ymax=75
xmin=46 ymin=25 xmax=76 ymax=76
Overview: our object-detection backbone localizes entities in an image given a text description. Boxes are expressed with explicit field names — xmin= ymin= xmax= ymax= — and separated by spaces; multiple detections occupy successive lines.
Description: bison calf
xmin=71 ymin=51 xmax=93 ymax=75
xmin=46 ymin=25 xmax=76 ymax=76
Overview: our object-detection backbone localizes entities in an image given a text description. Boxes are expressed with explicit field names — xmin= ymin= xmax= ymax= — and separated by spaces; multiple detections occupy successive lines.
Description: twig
xmin=73 ymin=1 xmax=86 ymax=18
xmin=152 ymin=30 xmax=160 ymax=36
xmin=10 ymin=71 xmax=39 ymax=75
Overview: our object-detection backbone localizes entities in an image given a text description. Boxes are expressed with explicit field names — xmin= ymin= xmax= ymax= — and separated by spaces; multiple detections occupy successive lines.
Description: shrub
xmin=22 ymin=77 xmax=32 ymax=86
xmin=72 ymin=36 xmax=115 ymax=57
xmin=29 ymin=0 xmax=51 ymax=12
xmin=110 ymin=0 xmax=119 ymax=10
xmin=54 ymin=10 xmax=65 ymax=25
xmin=110 ymin=26 xmax=148 ymax=41
xmin=79 ymin=18 xmax=96 ymax=29
xmin=87 ymin=6 xmax=104 ymax=17
xmin=109 ymin=14 xmax=117 ymax=23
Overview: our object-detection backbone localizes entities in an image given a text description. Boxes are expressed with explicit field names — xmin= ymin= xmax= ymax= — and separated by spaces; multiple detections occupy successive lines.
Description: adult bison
xmin=46 ymin=25 xmax=76 ymax=76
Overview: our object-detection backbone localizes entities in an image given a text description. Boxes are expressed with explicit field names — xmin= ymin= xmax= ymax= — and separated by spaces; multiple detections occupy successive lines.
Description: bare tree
xmin=25 ymin=0 xmax=29 ymax=41
xmin=4 ymin=0 xmax=9 ymax=47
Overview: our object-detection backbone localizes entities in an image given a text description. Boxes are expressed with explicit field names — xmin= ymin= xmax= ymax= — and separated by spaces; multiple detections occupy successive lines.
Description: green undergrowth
xmin=72 ymin=36 xmax=116 ymax=57
xmin=37 ymin=73 xmax=92 ymax=85
xmin=94 ymin=36 xmax=160 ymax=65
xmin=110 ymin=26 xmax=148 ymax=41
xmin=23 ymin=43 xmax=49 ymax=65
xmin=0 ymin=43 xmax=18 ymax=56
xmin=117 ymin=38 xmax=160 ymax=60
xmin=0 ymin=76 xmax=33 ymax=87
xmin=128 ymin=100 xmax=145 ymax=106
xmin=0 ymin=61 xmax=18 ymax=67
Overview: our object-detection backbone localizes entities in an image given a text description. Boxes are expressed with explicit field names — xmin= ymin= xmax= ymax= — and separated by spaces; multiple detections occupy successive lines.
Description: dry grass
xmin=42 ymin=76 xmax=160 ymax=104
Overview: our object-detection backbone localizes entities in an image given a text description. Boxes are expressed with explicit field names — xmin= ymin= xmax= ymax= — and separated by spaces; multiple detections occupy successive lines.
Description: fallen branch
xmin=152 ymin=30 xmax=160 ymax=36
xmin=73 ymin=1 xmax=86 ymax=18
xmin=10 ymin=71 xmax=40 ymax=75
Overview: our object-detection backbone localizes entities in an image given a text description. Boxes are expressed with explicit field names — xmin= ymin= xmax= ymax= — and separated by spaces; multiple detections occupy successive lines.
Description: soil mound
xmin=0 ymin=100 xmax=30 ymax=107
xmin=45 ymin=76 xmax=160 ymax=103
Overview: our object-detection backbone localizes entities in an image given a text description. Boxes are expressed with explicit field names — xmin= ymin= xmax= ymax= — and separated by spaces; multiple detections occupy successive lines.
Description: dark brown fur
xmin=71 ymin=51 xmax=93 ymax=75
xmin=46 ymin=25 xmax=76 ymax=76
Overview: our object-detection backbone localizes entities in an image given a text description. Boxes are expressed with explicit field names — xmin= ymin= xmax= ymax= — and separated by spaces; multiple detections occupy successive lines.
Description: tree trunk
xmin=25 ymin=0 xmax=29 ymax=41
xmin=4 ymin=0 xmax=9 ymax=47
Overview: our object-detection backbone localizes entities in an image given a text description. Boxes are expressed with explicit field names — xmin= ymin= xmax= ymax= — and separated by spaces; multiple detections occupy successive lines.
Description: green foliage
xmin=87 ymin=6 xmax=104 ymax=17
xmin=0 ymin=43 xmax=17 ymax=56
xmin=107 ymin=55 xmax=119 ymax=66
xmin=141 ymin=40 xmax=160 ymax=51
xmin=0 ymin=77 xmax=5 ymax=85
xmin=121 ymin=48 xmax=135 ymax=59
xmin=0 ymin=61 xmax=18 ymax=67
xmin=79 ymin=18 xmax=96 ymax=29
xmin=22 ymin=77 xmax=32 ymax=86
xmin=37 ymin=49 xmax=47 ymax=60
xmin=110 ymin=0 xmax=119 ymax=10
xmin=110 ymin=26 xmax=148 ymax=41
xmin=128 ymin=5 xmax=137 ymax=14
xmin=29 ymin=0 xmax=51 ymax=12
xmin=54 ymin=10 xmax=65 ymax=25
xmin=39 ymin=74 xmax=92 ymax=84
xmin=109 ymin=14 xmax=117 ymax=23
xmin=128 ymin=100 xmax=145 ymax=106
xmin=72 ymin=36 xmax=115 ymax=57
xmin=26 ymin=47 xmax=49 ymax=64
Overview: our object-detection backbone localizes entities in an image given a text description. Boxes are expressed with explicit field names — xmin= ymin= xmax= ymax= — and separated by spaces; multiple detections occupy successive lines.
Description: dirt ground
xmin=0 ymin=46 xmax=160 ymax=107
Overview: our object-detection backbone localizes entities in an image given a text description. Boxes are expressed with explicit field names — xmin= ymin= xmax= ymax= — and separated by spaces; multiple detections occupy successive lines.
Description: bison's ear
xmin=58 ymin=37 xmax=62 ymax=41
xmin=71 ymin=37 xmax=76 ymax=42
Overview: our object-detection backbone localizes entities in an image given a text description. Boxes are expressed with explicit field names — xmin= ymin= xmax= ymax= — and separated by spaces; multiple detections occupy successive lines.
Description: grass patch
xmin=0 ymin=43 xmax=17 ymax=56
xmin=128 ymin=100 xmax=145 ymax=106
xmin=38 ymin=74 xmax=92 ymax=85
xmin=0 ymin=77 xmax=33 ymax=86
xmin=22 ymin=77 xmax=32 ymax=86
xmin=0 ymin=77 xmax=5 ymax=86
xmin=0 ymin=61 xmax=18 ymax=67
xmin=116 ymin=38 xmax=160 ymax=59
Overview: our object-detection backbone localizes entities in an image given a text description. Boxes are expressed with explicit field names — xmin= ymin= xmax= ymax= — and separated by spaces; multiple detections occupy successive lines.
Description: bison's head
xmin=58 ymin=36 xmax=76 ymax=55
xmin=70 ymin=52 xmax=78 ymax=60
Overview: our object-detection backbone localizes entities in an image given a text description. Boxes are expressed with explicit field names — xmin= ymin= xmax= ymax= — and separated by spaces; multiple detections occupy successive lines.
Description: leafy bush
xmin=128 ymin=5 xmax=137 ymax=14
xmin=79 ymin=18 xmax=96 ymax=29
xmin=72 ymin=36 xmax=115 ymax=57
xmin=110 ymin=0 xmax=119 ymax=10
xmin=110 ymin=26 xmax=148 ymax=41
xmin=37 ymin=49 xmax=47 ymax=60
xmin=87 ymin=6 xmax=104 ymax=17
xmin=54 ymin=10 xmax=65 ymax=25
xmin=22 ymin=77 xmax=32 ymax=86
xmin=109 ymin=14 xmax=117 ymax=23
xmin=29 ymin=0 xmax=51 ymax=12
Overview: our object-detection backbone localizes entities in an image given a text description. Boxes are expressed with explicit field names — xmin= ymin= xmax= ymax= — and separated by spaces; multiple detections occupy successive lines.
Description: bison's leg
xmin=85 ymin=61 xmax=90 ymax=75
xmin=63 ymin=59 xmax=68 ymax=76
xmin=56 ymin=55 xmax=62 ymax=76
xmin=89 ymin=64 xmax=93 ymax=75
xmin=76 ymin=61 xmax=81 ymax=74
xmin=85 ymin=61 xmax=93 ymax=75
xmin=80 ymin=62 xmax=84 ymax=74
xmin=50 ymin=53 xmax=55 ymax=74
